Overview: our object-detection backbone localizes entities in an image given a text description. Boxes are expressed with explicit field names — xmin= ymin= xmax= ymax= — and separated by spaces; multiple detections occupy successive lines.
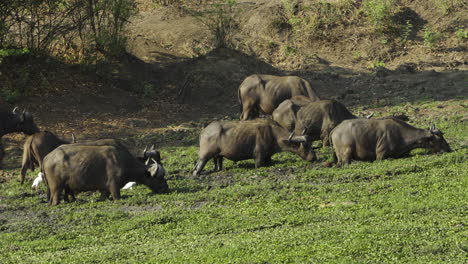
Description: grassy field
xmin=0 ymin=99 xmax=467 ymax=263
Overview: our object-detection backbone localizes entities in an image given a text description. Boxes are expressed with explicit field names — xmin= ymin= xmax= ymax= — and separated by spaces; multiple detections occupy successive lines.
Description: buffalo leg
xmin=64 ymin=187 xmax=75 ymax=202
xmin=254 ymin=153 xmax=268 ymax=168
xmin=20 ymin=151 xmax=32 ymax=185
xmin=213 ymin=156 xmax=223 ymax=171
xmin=110 ymin=184 xmax=121 ymax=201
xmin=217 ymin=156 xmax=223 ymax=171
xmin=49 ymin=186 xmax=62 ymax=206
xmin=193 ymin=158 xmax=209 ymax=176
xmin=0 ymin=139 xmax=4 ymax=167
xmin=99 ymin=190 xmax=110 ymax=201
xmin=240 ymin=102 xmax=258 ymax=120
xmin=338 ymin=147 xmax=352 ymax=167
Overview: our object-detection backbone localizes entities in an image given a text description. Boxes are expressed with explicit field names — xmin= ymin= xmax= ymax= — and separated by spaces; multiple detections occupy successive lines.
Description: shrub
xmin=189 ymin=0 xmax=239 ymax=49
xmin=401 ymin=20 xmax=413 ymax=46
xmin=455 ymin=27 xmax=467 ymax=41
xmin=423 ymin=27 xmax=442 ymax=48
xmin=367 ymin=60 xmax=386 ymax=69
xmin=362 ymin=0 xmax=400 ymax=35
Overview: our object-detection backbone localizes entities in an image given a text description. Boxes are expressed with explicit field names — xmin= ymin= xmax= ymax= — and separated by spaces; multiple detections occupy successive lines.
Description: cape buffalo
xmin=272 ymin=95 xmax=315 ymax=132
xmin=238 ymin=74 xmax=320 ymax=120
xmin=295 ymin=100 xmax=357 ymax=146
xmin=0 ymin=107 xmax=39 ymax=165
xmin=20 ymin=131 xmax=75 ymax=184
xmin=330 ymin=119 xmax=452 ymax=166
xmin=193 ymin=119 xmax=316 ymax=176
xmin=43 ymin=144 xmax=169 ymax=206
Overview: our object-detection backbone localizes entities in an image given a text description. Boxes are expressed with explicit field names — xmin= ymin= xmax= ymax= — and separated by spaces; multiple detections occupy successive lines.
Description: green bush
xmin=367 ymin=60 xmax=386 ymax=69
xmin=423 ymin=27 xmax=442 ymax=48
xmin=189 ymin=0 xmax=239 ymax=49
xmin=362 ymin=0 xmax=400 ymax=35
xmin=455 ymin=27 xmax=467 ymax=41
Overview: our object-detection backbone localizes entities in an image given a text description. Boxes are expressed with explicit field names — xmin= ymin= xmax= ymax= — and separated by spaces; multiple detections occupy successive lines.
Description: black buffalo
xmin=0 ymin=107 xmax=39 ymax=164
xmin=193 ymin=119 xmax=316 ymax=175
xmin=238 ymin=75 xmax=320 ymax=120
xmin=43 ymin=144 xmax=169 ymax=205
xmin=330 ymin=119 xmax=452 ymax=166
xmin=20 ymin=131 xmax=75 ymax=184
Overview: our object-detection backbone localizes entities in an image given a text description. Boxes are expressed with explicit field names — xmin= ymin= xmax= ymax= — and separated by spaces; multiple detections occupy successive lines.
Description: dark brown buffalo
xmin=20 ymin=131 xmax=75 ymax=184
xmin=193 ymin=119 xmax=316 ymax=175
xmin=0 ymin=107 xmax=39 ymax=165
xmin=42 ymin=144 xmax=169 ymax=206
xmin=272 ymin=95 xmax=315 ymax=132
xmin=295 ymin=100 xmax=357 ymax=146
xmin=330 ymin=119 xmax=452 ymax=166
xmin=238 ymin=74 xmax=320 ymax=120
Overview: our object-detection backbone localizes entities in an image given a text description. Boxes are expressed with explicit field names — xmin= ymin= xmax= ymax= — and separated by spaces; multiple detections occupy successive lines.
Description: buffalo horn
xmin=151 ymin=158 xmax=158 ymax=164
xmin=143 ymin=145 xmax=148 ymax=155
xmin=288 ymin=132 xmax=294 ymax=142
xmin=430 ymin=124 xmax=436 ymax=131
xmin=71 ymin=133 xmax=76 ymax=143
xmin=290 ymin=135 xmax=307 ymax=143
xmin=366 ymin=112 xmax=374 ymax=119
xmin=12 ymin=107 xmax=19 ymax=113
xmin=151 ymin=144 xmax=155 ymax=151
xmin=145 ymin=157 xmax=151 ymax=166
xmin=301 ymin=128 xmax=307 ymax=135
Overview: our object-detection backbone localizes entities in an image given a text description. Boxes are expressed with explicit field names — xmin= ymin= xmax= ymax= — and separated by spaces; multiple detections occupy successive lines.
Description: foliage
xmin=423 ymin=27 xmax=442 ymax=48
xmin=401 ymin=20 xmax=413 ymax=46
xmin=281 ymin=0 xmax=298 ymax=19
xmin=0 ymin=0 xmax=136 ymax=62
xmin=285 ymin=0 xmax=357 ymax=40
xmin=455 ymin=27 xmax=467 ymax=41
xmin=362 ymin=0 xmax=400 ymax=35
xmin=432 ymin=0 xmax=467 ymax=15
xmin=187 ymin=0 xmax=239 ymax=49
xmin=367 ymin=60 xmax=386 ymax=69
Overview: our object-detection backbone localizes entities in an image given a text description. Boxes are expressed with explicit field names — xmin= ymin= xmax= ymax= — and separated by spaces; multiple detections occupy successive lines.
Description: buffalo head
xmin=144 ymin=157 xmax=169 ymax=193
xmin=12 ymin=107 xmax=39 ymax=135
xmin=426 ymin=125 xmax=452 ymax=153
xmin=285 ymin=130 xmax=316 ymax=162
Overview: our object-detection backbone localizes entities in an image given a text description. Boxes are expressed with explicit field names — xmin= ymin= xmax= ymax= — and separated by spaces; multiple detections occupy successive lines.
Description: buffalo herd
xmin=0 ymin=74 xmax=452 ymax=205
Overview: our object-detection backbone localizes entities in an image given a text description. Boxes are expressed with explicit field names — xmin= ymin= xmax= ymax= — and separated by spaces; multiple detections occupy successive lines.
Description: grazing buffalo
xmin=238 ymin=74 xmax=320 ymax=120
xmin=0 ymin=107 xmax=39 ymax=164
xmin=193 ymin=119 xmax=316 ymax=175
xmin=20 ymin=131 xmax=75 ymax=184
xmin=295 ymin=100 xmax=357 ymax=146
xmin=272 ymin=95 xmax=315 ymax=132
xmin=330 ymin=119 xmax=452 ymax=166
xmin=43 ymin=144 xmax=169 ymax=205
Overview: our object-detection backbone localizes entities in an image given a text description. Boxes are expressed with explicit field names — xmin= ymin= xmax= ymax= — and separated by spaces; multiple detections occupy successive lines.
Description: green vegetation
xmin=455 ymin=27 xmax=467 ymax=41
xmin=0 ymin=0 xmax=136 ymax=62
xmin=1 ymin=100 xmax=467 ymax=263
xmin=362 ymin=0 xmax=400 ymax=35
xmin=367 ymin=60 xmax=386 ymax=69
xmin=188 ymin=0 xmax=239 ymax=49
xmin=401 ymin=20 xmax=413 ymax=46
xmin=423 ymin=27 xmax=442 ymax=48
